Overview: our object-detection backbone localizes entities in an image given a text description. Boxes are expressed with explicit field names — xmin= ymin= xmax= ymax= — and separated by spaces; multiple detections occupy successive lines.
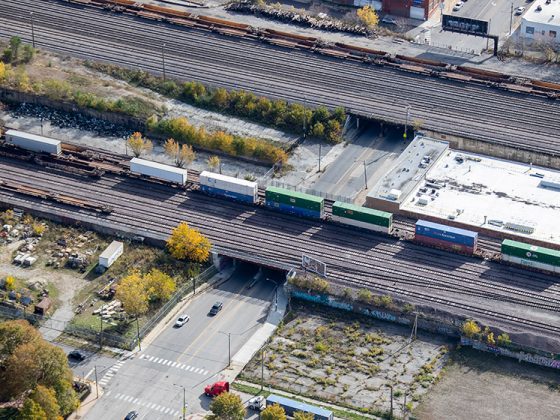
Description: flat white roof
xmin=6 ymin=129 xmax=61 ymax=146
xmin=130 ymin=157 xmax=188 ymax=175
xmin=400 ymin=150 xmax=560 ymax=246
xmin=200 ymin=170 xmax=257 ymax=187
xmin=99 ymin=240 xmax=123 ymax=258
xmin=523 ymin=0 xmax=560 ymax=26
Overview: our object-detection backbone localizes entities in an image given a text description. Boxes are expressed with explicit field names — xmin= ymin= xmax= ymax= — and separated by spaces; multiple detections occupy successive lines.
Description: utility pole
xmin=40 ymin=117 xmax=44 ymax=136
xmin=30 ymin=12 xmax=35 ymax=48
xmin=191 ymin=277 xmax=196 ymax=294
xmin=509 ymin=2 xmax=513 ymax=35
xmin=174 ymin=384 xmax=187 ymax=420
xmin=302 ymin=94 xmax=308 ymax=138
xmin=94 ymin=366 xmax=99 ymax=399
xmin=403 ymin=105 xmax=411 ymax=140
xmin=388 ymin=384 xmax=394 ymax=419
xmin=136 ymin=317 xmax=141 ymax=351
xmin=162 ymin=43 xmax=167 ymax=81
xmin=318 ymin=144 xmax=322 ymax=172
xmin=260 ymin=349 xmax=265 ymax=391
xmin=99 ymin=316 xmax=103 ymax=350
xmin=363 ymin=160 xmax=368 ymax=189
xmin=227 ymin=332 xmax=231 ymax=367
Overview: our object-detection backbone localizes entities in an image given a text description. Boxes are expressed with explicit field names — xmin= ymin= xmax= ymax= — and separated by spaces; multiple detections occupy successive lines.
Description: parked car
xmin=381 ymin=16 xmax=397 ymax=25
xmin=174 ymin=314 xmax=190 ymax=327
xmin=204 ymin=381 xmax=229 ymax=397
xmin=124 ymin=411 xmax=138 ymax=420
xmin=209 ymin=302 xmax=223 ymax=316
xmin=248 ymin=395 xmax=266 ymax=411
xmin=515 ymin=6 xmax=526 ymax=14
xmin=453 ymin=2 xmax=463 ymax=11
xmin=68 ymin=350 xmax=85 ymax=361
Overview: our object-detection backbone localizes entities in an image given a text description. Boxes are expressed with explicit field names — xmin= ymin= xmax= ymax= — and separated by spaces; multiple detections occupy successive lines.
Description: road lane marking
xmin=139 ymin=355 xmax=208 ymax=376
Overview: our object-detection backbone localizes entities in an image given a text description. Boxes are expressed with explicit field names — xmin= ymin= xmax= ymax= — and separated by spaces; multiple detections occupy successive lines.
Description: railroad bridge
xmin=0 ymin=157 xmax=559 ymax=353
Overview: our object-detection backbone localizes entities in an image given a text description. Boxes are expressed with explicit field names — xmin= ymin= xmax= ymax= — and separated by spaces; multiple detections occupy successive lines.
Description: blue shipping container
xmin=200 ymin=185 xmax=255 ymax=204
xmin=415 ymin=220 xmax=477 ymax=247
xmin=265 ymin=200 xmax=322 ymax=219
xmin=266 ymin=394 xmax=333 ymax=420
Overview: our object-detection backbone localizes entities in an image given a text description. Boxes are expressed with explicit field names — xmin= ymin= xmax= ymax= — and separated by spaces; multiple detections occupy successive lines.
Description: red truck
xmin=204 ymin=381 xmax=229 ymax=397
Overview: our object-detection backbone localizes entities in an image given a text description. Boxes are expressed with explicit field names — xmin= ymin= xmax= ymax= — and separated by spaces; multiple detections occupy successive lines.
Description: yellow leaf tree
xmin=261 ymin=404 xmax=286 ymax=420
xmin=127 ymin=132 xmax=153 ymax=157
xmin=462 ymin=320 xmax=481 ymax=338
xmin=0 ymin=62 xmax=6 ymax=82
xmin=163 ymin=138 xmax=195 ymax=168
xmin=167 ymin=222 xmax=211 ymax=263
xmin=115 ymin=271 xmax=149 ymax=317
xmin=207 ymin=155 xmax=221 ymax=172
xmin=144 ymin=269 xmax=176 ymax=302
xmin=294 ymin=411 xmax=314 ymax=420
xmin=357 ymin=6 xmax=379 ymax=29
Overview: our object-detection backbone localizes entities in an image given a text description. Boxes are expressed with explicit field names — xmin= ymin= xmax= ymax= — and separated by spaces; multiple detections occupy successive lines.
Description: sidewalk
xmin=215 ymin=284 xmax=288 ymax=383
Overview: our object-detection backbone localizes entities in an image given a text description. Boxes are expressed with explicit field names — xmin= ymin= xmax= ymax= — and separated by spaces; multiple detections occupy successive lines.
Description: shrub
xmin=358 ymin=288 xmax=372 ymax=303
xmin=462 ymin=320 xmax=481 ymax=338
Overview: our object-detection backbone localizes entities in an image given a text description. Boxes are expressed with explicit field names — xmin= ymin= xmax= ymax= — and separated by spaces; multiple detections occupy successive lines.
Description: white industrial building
xmin=521 ymin=0 xmax=560 ymax=42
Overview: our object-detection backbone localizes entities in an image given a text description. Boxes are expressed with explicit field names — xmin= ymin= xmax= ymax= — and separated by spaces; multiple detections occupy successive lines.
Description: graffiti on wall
xmin=461 ymin=337 xmax=560 ymax=370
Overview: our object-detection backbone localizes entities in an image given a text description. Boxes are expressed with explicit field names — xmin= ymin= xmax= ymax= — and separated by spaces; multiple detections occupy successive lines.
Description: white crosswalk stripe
xmin=107 ymin=393 xmax=180 ymax=417
xmin=97 ymin=360 xmax=127 ymax=388
xmin=140 ymin=355 xmax=209 ymax=376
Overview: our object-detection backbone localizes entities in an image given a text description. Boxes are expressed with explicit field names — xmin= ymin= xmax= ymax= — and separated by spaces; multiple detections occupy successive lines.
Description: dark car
xmin=68 ymin=350 xmax=85 ymax=361
xmin=124 ymin=411 xmax=138 ymax=420
xmin=209 ymin=301 xmax=223 ymax=315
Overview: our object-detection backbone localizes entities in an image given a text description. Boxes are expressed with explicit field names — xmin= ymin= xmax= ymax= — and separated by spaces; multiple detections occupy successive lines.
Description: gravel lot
xmin=414 ymin=347 xmax=560 ymax=420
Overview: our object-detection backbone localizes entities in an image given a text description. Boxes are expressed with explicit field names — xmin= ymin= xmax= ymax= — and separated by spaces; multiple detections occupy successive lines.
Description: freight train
xmin=2 ymin=131 xmax=559 ymax=275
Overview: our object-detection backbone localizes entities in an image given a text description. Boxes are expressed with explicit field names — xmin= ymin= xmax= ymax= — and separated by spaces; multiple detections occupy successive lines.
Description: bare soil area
xmin=414 ymin=347 xmax=560 ymax=420
xmin=240 ymin=301 xmax=451 ymax=417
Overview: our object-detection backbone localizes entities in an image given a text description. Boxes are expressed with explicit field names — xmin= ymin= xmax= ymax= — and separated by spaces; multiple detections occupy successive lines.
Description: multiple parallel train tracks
xmin=0 ymin=156 xmax=558 ymax=346
xmin=2 ymin=0 xmax=560 ymax=156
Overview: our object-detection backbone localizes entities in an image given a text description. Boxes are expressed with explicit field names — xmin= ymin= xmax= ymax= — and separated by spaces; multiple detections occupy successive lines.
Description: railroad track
xmin=0 ymin=158 xmax=558 ymax=345
xmin=1 ymin=0 xmax=560 ymax=158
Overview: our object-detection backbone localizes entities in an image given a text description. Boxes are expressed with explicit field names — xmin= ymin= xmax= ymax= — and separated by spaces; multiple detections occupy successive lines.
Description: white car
xmin=453 ymin=2 xmax=463 ymax=11
xmin=514 ymin=6 xmax=525 ymax=15
xmin=174 ymin=314 xmax=190 ymax=327
xmin=382 ymin=16 xmax=397 ymax=25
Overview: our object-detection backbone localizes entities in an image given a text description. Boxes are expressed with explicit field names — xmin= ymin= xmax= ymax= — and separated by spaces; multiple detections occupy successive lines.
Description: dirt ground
xmin=414 ymin=347 xmax=560 ymax=420
xmin=240 ymin=301 xmax=451 ymax=417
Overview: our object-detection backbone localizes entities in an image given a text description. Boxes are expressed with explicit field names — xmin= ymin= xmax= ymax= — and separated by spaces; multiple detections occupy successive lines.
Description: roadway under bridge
xmin=1 ymin=0 xmax=560 ymax=158
xmin=0 ymin=157 xmax=558 ymax=352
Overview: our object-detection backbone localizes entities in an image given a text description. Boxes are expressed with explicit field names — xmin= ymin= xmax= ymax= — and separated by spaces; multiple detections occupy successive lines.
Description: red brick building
xmin=351 ymin=0 xmax=442 ymax=21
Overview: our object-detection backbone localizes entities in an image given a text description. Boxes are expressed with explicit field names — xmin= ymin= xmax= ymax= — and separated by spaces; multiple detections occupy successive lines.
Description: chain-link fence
xmin=263 ymin=179 xmax=353 ymax=203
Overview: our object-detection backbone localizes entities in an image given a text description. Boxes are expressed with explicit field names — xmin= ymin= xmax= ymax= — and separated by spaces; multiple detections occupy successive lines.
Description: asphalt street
xmin=83 ymin=264 xmax=278 ymax=420
xmin=313 ymin=124 xmax=404 ymax=200
xmin=417 ymin=0 xmax=529 ymax=52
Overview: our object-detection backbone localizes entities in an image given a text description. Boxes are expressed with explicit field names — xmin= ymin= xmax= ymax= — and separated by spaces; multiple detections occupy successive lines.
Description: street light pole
xmin=30 ymin=12 xmax=35 ymax=48
xmin=318 ymin=144 xmax=322 ymax=172
xmin=94 ymin=366 xmax=99 ymax=399
xmin=260 ymin=349 xmax=265 ymax=391
xmin=136 ymin=317 xmax=141 ymax=351
xmin=509 ymin=2 xmax=514 ymax=35
xmin=403 ymin=105 xmax=411 ymax=140
xmin=302 ymin=94 xmax=307 ymax=138
xmin=162 ymin=43 xmax=167 ymax=81
xmin=173 ymin=384 xmax=187 ymax=420
xmin=363 ymin=160 xmax=368 ymax=189
xmin=228 ymin=332 xmax=231 ymax=367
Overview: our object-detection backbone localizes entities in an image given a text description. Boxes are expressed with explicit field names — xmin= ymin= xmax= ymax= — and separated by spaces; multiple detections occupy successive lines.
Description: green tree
xmin=115 ymin=271 xmax=149 ymax=318
xmin=210 ymin=88 xmax=230 ymax=109
xmin=497 ymin=333 xmax=511 ymax=346
xmin=144 ymin=269 xmax=176 ymax=302
xmin=52 ymin=379 xmax=79 ymax=416
xmin=311 ymin=122 xmax=325 ymax=138
xmin=358 ymin=289 xmax=372 ymax=303
xmin=207 ymin=392 xmax=245 ymax=420
xmin=207 ymin=155 xmax=221 ymax=172
xmin=261 ymin=403 xmax=286 ymax=420
xmin=29 ymin=385 xmax=61 ymax=420
xmin=325 ymin=119 xmax=342 ymax=143
xmin=9 ymin=36 xmax=22 ymax=61
xmin=312 ymin=106 xmax=330 ymax=125
xmin=22 ymin=45 xmax=35 ymax=63
xmin=18 ymin=398 xmax=47 ymax=420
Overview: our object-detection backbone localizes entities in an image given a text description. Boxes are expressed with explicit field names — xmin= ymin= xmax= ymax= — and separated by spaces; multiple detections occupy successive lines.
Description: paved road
xmin=313 ymin=124 xmax=404 ymax=200
xmin=84 ymin=264 xmax=278 ymax=420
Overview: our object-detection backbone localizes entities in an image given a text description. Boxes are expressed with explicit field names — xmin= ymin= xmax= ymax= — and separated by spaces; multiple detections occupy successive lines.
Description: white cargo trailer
xmin=5 ymin=130 xmax=62 ymax=155
xmin=130 ymin=158 xmax=188 ymax=185
xmin=199 ymin=171 xmax=259 ymax=203
xmin=99 ymin=241 xmax=123 ymax=269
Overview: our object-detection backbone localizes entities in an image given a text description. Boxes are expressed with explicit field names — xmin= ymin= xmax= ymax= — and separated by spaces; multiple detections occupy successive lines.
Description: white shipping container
xmin=99 ymin=241 xmax=123 ymax=268
xmin=5 ymin=130 xmax=62 ymax=155
xmin=130 ymin=158 xmax=188 ymax=185
xmin=200 ymin=171 xmax=258 ymax=201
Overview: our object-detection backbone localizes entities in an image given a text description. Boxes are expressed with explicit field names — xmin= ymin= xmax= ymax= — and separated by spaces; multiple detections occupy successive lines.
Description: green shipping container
xmin=332 ymin=202 xmax=392 ymax=228
xmin=265 ymin=187 xmax=324 ymax=212
xmin=501 ymin=239 xmax=560 ymax=267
